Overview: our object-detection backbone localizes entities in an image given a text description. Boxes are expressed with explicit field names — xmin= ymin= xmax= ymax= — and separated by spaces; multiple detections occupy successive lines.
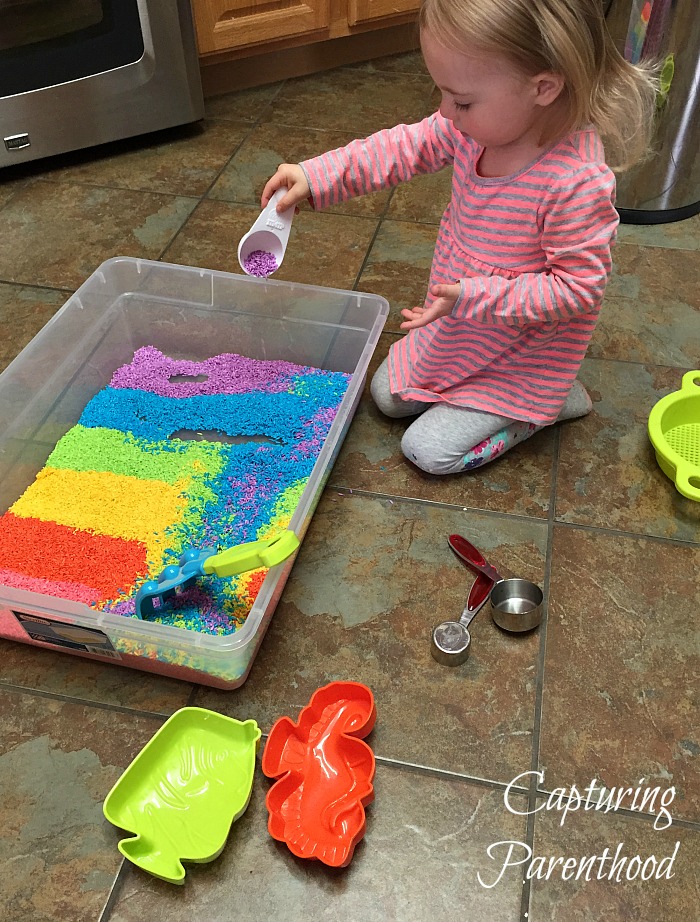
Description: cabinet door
xmin=194 ymin=0 xmax=331 ymax=54
xmin=347 ymin=0 xmax=419 ymax=26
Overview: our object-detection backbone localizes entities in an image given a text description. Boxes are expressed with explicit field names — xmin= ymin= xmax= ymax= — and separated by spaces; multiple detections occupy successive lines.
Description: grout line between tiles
xmin=35 ymin=174 xmax=203 ymax=199
xmin=197 ymin=124 xmax=264 ymax=201
xmin=519 ymin=425 xmax=561 ymax=922
xmin=154 ymin=195 xmax=225 ymax=262
xmin=98 ymin=858 xmax=128 ymax=922
xmin=327 ymin=484 xmax=552 ymax=527
xmin=613 ymin=236 xmax=700 ymax=255
xmin=549 ymin=516 xmax=700 ymax=549
xmin=194 ymin=77 xmax=285 ymax=205
xmin=0 ymin=681 xmax=174 ymax=722
xmin=12 ymin=173 xmax=201 ymax=203
xmin=11 ymin=670 xmax=697 ymax=835
xmin=372 ymin=755 xmax=531 ymax=795
xmin=327 ymin=484 xmax=700 ymax=548
xmin=531 ymin=423 xmax=562 ymax=774
xmin=584 ymin=352 xmax=699 ymax=371
xmin=142 ymin=86 xmax=289 ymax=263
xmin=351 ymin=187 xmax=398 ymax=291
xmin=155 ymin=123 xmax=261 ymax=262
xmin=0 ymin=679 xmax=538 ymax=801
xmin=0 ymin=280 xmax=75 ymax=296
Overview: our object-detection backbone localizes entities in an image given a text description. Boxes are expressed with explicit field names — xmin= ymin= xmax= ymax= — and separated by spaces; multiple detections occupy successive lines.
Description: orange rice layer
xmin=0 ymin=513 xmax=147 ymax=598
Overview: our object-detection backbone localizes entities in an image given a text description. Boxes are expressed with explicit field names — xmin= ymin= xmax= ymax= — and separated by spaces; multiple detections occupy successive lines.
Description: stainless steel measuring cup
xmin=490 ymin=578 xmax=543 ymax=632
xmin=448 ymin=533 xmax=543 ymax=633
xmin=431 ymin=571 xmax=494 ymax=666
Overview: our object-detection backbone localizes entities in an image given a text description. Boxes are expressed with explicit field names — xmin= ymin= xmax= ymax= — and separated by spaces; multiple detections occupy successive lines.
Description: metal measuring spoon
xmin=448 ymin=533 xmax=503 ymax=583
xmin=431 ymin=572 xmax=494 ymax=667
xmin=448 ymin=534 xmax=543 ymax=634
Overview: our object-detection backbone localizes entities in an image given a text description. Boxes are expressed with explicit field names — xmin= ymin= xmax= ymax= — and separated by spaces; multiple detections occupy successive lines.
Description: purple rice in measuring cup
xmin=242 ymin=249 xmax=279 ymax=278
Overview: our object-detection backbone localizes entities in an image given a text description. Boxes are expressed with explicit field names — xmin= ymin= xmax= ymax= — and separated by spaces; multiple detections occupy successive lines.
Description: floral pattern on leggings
xmin=462 ymin=422 xmax=541 ymax=471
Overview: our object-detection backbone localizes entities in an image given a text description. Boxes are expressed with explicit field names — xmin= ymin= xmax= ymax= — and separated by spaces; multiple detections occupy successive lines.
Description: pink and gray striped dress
xmin=301 ymin=111 xmax=619 ymax=424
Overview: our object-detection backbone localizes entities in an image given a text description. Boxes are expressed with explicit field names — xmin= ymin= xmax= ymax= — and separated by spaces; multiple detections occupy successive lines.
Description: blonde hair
xmin=419 ymin=0 xmax=660 ymax=171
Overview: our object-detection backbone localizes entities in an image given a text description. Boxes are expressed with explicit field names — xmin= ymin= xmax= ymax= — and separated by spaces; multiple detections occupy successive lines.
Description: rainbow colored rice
xmin=0 ymin=346 xmax=350 ymax=635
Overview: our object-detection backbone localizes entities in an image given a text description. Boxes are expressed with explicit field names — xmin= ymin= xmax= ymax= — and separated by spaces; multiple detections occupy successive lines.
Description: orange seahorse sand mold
xmin=262 ymin=681 xmax=376 ymax=867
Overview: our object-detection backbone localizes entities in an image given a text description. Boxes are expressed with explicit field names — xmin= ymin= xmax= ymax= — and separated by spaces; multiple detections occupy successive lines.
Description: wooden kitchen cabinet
xmin=193 ymin=0 xmax=331 ymax=55
xmin=192 ymin=0 xmax=421 ymax=94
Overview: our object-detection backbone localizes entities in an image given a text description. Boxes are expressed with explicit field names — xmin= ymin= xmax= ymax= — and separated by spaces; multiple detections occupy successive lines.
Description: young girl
xmin=261 ymin=0 xmax=658 ymax=474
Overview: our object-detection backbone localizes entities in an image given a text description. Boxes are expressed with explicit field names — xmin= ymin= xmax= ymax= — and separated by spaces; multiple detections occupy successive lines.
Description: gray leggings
xmin=369 ymin=358 xmax=517 ymax=475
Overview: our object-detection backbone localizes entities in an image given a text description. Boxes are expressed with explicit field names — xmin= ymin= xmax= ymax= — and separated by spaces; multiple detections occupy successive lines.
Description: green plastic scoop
xmin=103 ymin=707 xmax=261 ymax=884
xmin=134 ymin=530 xmax=300 ymax=618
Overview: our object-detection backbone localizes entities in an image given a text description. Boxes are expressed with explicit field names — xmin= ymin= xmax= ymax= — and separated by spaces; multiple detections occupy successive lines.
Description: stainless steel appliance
xmin=1 ymin=0 xmax=204 ymax=168
xmin=606 ymin=0 xmax=700 ymax=223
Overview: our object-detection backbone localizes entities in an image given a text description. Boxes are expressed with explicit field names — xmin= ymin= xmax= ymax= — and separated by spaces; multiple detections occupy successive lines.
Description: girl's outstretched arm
xmin=300 ymin=111 xmax=458 ymax=210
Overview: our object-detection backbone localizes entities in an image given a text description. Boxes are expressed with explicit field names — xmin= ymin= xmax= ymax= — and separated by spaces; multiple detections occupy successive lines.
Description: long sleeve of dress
xmin=452 ymin=164 xmax=618 ymax=326
xmin=300 ymin=112 xmax=457 ymax=209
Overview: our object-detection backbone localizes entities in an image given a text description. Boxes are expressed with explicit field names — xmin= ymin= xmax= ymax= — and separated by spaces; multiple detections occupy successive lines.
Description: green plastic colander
xmin=648 ymin=371 xmax=700 ymax=502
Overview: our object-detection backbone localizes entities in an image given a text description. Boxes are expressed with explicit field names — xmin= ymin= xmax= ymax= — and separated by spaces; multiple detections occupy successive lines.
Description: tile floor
xmin=1 ymin=52 xmax=699 ymax=922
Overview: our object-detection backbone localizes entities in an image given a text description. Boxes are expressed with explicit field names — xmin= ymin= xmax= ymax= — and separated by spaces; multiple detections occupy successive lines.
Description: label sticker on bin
xmin=12 ymin=612 xmax=121 ymax=659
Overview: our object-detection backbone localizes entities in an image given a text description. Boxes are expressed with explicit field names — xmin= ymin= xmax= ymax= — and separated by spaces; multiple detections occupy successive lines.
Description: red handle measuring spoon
xmin=461 ymin=571 xmax=493 ymax=620
xmin=448 ymin=534 xmax=503 ymax=584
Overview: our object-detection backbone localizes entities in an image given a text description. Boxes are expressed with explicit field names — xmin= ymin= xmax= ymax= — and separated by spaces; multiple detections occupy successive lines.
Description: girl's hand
xmin=261 ymin=164 xmax=311 ymax=212
xmin=399 ymin=283 xmax=461 ymax=330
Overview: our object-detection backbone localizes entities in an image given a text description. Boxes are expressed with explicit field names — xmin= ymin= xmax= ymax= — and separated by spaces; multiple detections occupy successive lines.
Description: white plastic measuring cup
xmin=238 ymin=188 xmax=295 ymax=277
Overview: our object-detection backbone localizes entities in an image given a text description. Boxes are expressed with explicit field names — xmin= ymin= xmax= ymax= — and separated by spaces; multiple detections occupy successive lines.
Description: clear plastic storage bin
xmin=0 ymin=258 xmax=388 ymax=689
